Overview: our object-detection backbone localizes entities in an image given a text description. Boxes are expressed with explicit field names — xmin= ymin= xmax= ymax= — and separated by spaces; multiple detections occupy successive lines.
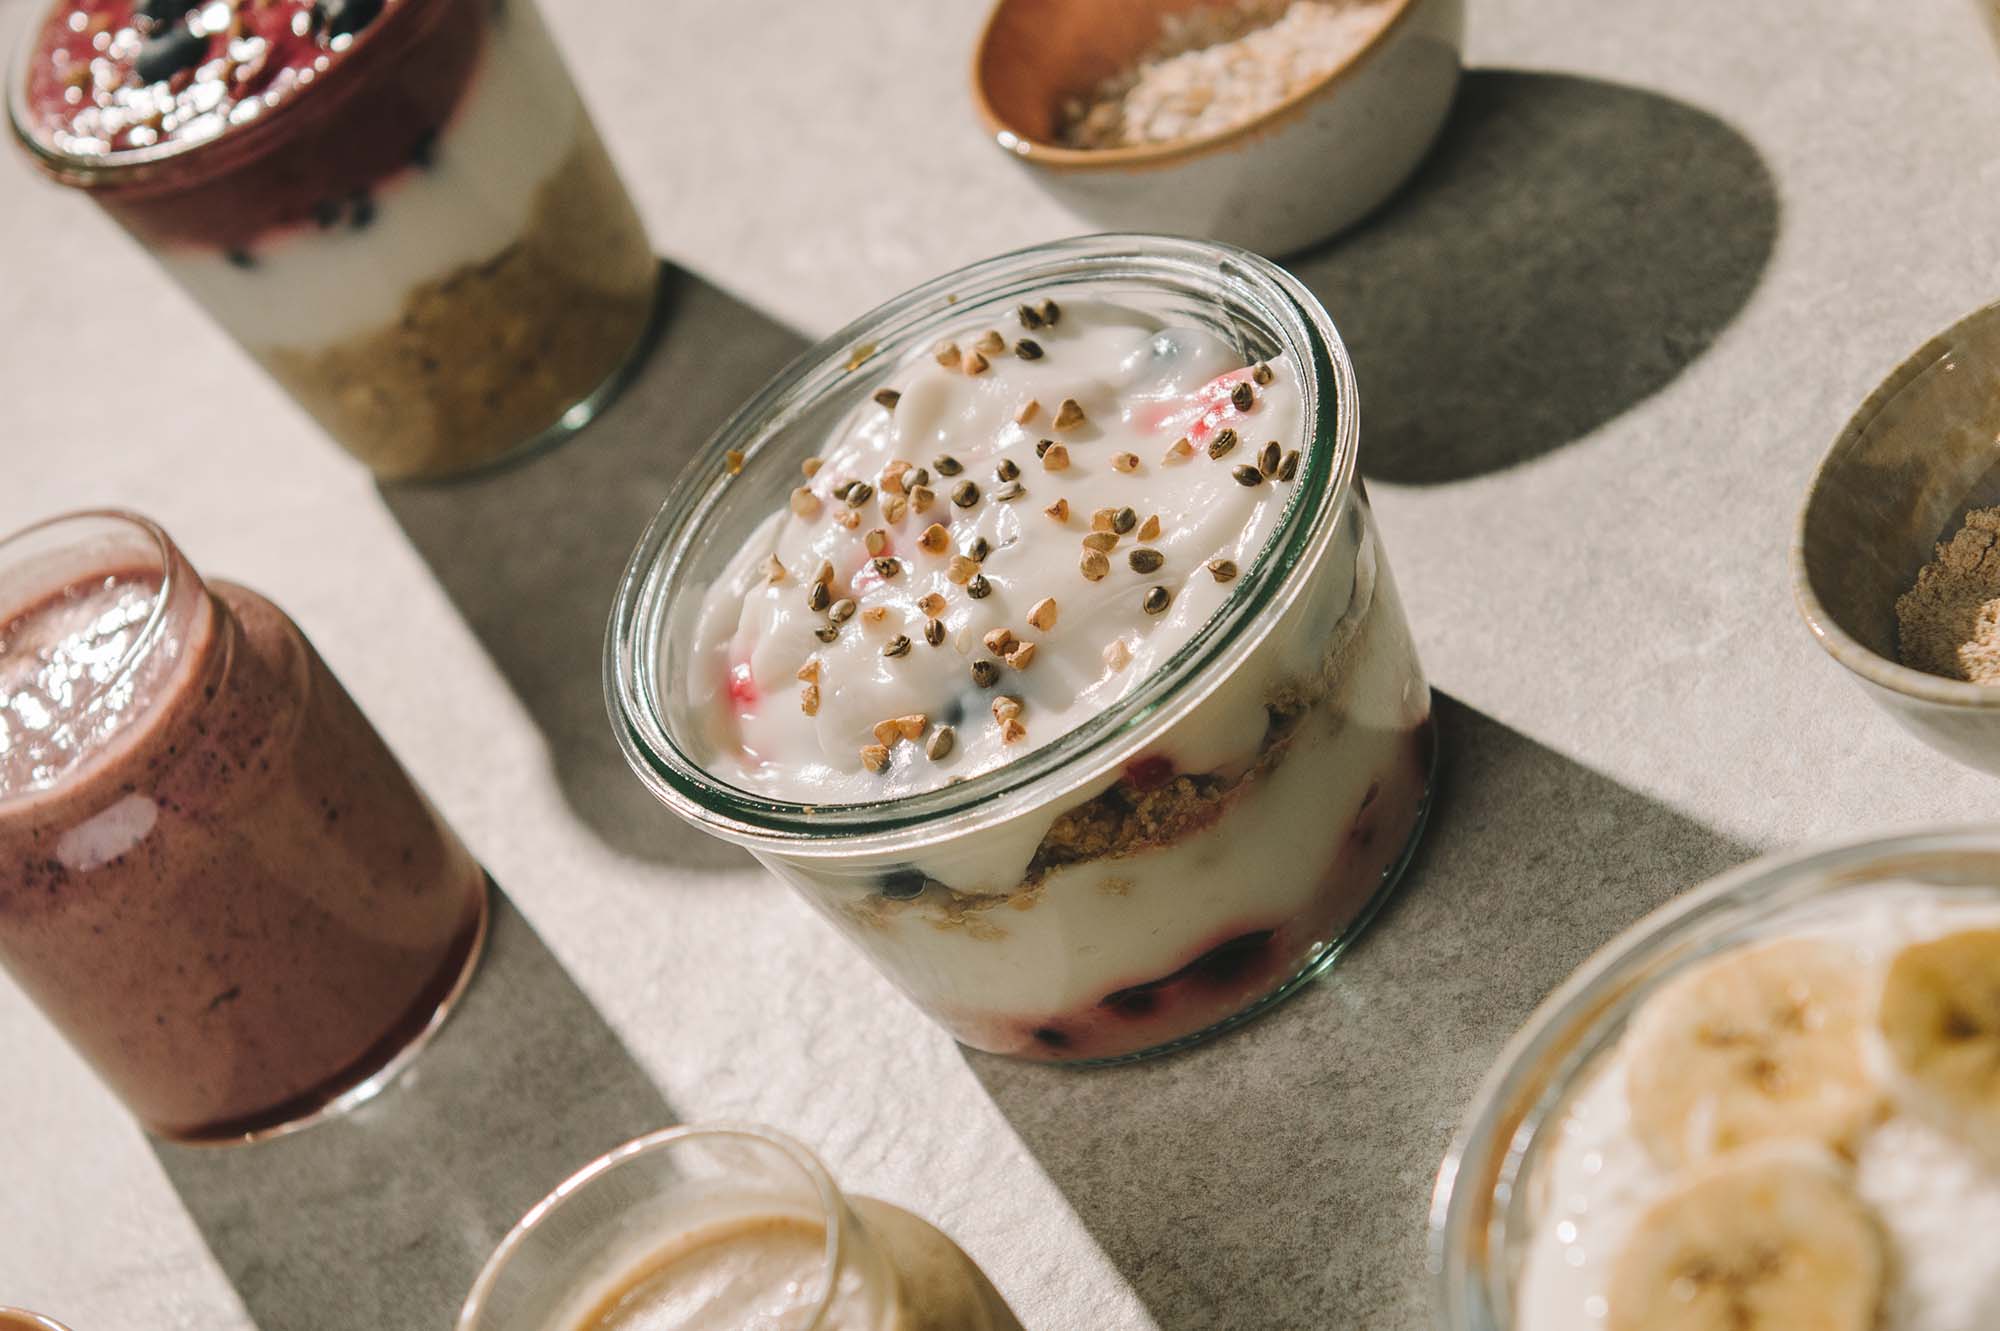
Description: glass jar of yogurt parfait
xmin=1431 ymin=826 xmax=2000 ymax=1331
xmin=608 ymin=234 xmax=1435 ymax=1065
xmin=8 ymin=0 xmax=659 ymax=481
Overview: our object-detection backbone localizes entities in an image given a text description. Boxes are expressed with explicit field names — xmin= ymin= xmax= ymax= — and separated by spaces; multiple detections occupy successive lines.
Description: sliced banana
xmin=1605 ymin=1146 xmax=1883 ymax=1331
xmin=1624 ymin=938 xmax=1879 ymax=1168
xmin=1877 ymin=926 xmax=2000 ymax=1166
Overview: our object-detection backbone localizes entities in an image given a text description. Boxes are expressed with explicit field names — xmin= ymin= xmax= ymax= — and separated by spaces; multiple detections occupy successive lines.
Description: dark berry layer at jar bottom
xmin=944 ymin=718 xmax=1433 ymax=1063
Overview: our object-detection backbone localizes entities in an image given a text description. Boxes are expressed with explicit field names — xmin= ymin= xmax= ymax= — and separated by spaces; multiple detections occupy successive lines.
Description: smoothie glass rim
xmin=457 ymin=1121 xmax=852 ymax=1331
xmin=605 ymin=231 xmax=1360 ymax=858
xmin=1426 ymin=822 xmax=2000 ymax=1331
xmin=0 ymin=507 xmax=187 ymax=811
xmin=7 ymin=0 xmax=456 ymax=189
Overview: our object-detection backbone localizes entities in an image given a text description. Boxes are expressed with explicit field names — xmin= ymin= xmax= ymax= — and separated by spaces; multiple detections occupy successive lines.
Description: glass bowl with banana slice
xmin=1429 ymin=825 xmax=2000 ymax=1331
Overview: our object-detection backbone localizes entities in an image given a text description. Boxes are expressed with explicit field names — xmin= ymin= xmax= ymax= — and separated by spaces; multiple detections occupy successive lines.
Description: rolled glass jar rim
xmin=457 ymin=1121 xmax=849 ymax=1331
xmin=0 ymin=507 xmax=184 ymax=800
xmin=1426 ymin=822 xmax=2000 ymax=1331
xmin=604 ymin=233 xmax=1360 ymax=857
xmin=6 ymin=0 xmax=448 ymax=190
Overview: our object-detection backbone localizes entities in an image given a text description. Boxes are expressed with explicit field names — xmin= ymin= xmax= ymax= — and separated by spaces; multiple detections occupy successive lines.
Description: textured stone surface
xmin=5 ymin=0 xmax=2000 ymax=1327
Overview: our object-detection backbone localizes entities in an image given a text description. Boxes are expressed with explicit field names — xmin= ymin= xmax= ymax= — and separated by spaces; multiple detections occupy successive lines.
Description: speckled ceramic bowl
xmin=971 ymin=0 xmax=1464 ymax=256
xmin=1794 ymin=297 xmax=2000 ymax=777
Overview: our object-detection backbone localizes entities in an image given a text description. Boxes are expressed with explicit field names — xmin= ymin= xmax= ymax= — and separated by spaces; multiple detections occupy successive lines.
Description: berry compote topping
xmin=21 ymin=0 xmax=394 ymax=157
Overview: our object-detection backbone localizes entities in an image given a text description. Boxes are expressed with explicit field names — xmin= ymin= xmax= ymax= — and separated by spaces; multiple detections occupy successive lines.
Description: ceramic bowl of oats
xmin=971 ymin=0 xmax=1464 ymax=256
xmin=1794 ymin=297 xmax=2000 ymax=777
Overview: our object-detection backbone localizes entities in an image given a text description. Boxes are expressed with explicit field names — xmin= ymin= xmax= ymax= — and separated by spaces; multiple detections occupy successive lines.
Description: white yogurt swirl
xmin=690 ymin=298 xmax=1305 ymax=803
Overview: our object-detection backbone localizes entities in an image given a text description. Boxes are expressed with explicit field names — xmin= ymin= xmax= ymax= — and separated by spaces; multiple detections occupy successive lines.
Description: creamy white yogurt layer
xmin=689 ymin=300 xmax=1306 ymax=804
xmin=1517 ymin=890 xmax=2000 ymax=1331
xmin=152 ymin=0 xmax=580 ymax=350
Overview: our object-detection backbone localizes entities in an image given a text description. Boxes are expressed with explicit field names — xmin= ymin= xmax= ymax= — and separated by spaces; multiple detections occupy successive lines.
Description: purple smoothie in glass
xmin=0 ymin=511 xmax=486 ymax=1141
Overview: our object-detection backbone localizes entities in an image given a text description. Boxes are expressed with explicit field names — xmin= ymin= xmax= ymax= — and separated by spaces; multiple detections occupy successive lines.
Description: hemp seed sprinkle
xmin=1231 ymin=381 xmax=1255 ymax=412
xmin=1207 ymin=558 xmax=1238 ymax=582
xmin=1137 ymin=514 xmax=1162 ymax=541
xmin=1053 ymin=398 xmax=1087 ymax=431
xmin=724 ymin=449 xmax=745 ymax=474
xmin=934 ymin=341 xmax=962 ymax=369
xmin=1027 ymin=597 xmax=1058 ymax=631
xmin=860 ymin=743 xmax=890 ymax=773
xmin=873 ymin=388 xmax=901 ymax=411
xmin=790 ymin=487 xmax=822 ymax=518
xmin=1041 ymin=443 xmax=1071 ymax=471
xmin=1208 ymin=428 xmax=1238 ymax=459
xmin=1045 ymin=498 xmax=1071 ymax=523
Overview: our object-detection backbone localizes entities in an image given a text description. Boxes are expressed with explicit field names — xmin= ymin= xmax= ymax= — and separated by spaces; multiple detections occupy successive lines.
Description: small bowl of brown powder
xmin=971 ymin=0 xmax=1464 ymax=255
xmin=1795 ymin=296 xmax=2000 ymax=776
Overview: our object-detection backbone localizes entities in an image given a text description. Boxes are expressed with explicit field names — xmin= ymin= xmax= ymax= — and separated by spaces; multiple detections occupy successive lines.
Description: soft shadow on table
xmin=968 ymin=694 xmax=1755 ymax=1331
xmin=1289 ymin=70 xmax=1779 ymax=486
xmin=380 ymin=265 xmax=807 ymax=869
xmin=151 ymin=888 xmax=676 ymax=1331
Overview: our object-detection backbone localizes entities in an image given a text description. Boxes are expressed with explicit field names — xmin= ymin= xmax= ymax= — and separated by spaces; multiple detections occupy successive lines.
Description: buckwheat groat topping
xmin=692 ymin=299 xmax=1306 ymax=802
